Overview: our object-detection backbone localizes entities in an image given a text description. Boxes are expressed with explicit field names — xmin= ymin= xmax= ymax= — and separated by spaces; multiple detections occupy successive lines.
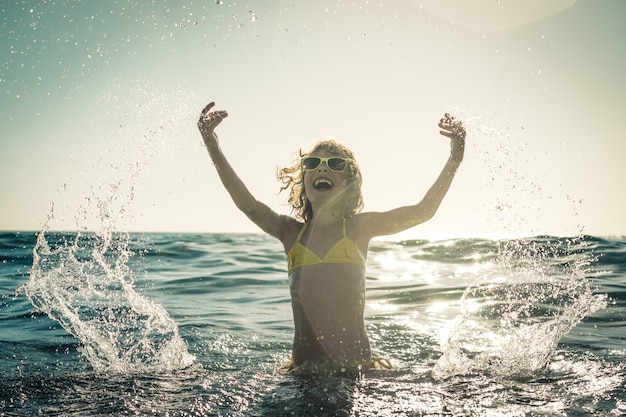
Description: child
xmin=197 ymin=102 xmax=465 ymax=372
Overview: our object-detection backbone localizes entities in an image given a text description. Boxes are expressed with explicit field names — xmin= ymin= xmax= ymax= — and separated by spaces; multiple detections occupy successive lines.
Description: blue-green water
xmin=1 ymin=231 xmax=624 ymax=416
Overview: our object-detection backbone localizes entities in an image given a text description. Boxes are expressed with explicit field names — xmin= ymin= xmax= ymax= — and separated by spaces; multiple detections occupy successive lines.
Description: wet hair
xmin=277 ymin=138 xmax=364 ymax=222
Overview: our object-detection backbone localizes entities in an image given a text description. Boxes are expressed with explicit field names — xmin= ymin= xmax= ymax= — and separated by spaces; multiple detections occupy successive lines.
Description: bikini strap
xmin=295 ymin=222 xmax=308 ymax=243
xmin=297 ymin=219 xmax=346 ymax=242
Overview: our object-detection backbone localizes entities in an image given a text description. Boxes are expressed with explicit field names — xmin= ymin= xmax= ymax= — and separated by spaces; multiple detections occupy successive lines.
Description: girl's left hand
xmin=438 ymin=113 xmax=466 ymax=140
xmin=438 ymin=113 xmax=465 ymax=162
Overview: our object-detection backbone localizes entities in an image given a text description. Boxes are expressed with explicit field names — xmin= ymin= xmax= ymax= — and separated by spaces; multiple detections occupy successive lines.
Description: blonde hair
xmin=277 ymin=139 xmax=363 ymax=222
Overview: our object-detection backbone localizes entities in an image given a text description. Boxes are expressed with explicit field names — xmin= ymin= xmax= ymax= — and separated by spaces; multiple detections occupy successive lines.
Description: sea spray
xmin=454 ymin=107 xmax=586 ymax=237
xmin=26 ymin=205 xmax=196 ymax=373
xmin=428 ymin=112 xmax=606 ymax=380
xmin=25 ymin=85 xmax=199 ymax=373
xmin=432 ymin=236 xmax=607 ymax=380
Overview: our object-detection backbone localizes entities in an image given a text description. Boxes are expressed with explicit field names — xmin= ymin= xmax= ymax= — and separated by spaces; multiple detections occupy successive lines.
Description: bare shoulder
xmin=248 ymin=202 xmax=299 ymax=243
xmin=348 ymin=210 xmax=413 ymax=240
xmin=279 ymin=216 xmax=304 ymax=252
xmin=346 ymin=212 xmax=383 ymax=241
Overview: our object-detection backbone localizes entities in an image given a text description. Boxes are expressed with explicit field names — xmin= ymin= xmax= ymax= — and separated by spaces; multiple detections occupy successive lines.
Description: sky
xmin=1 ymin=0 xmax=625 ymax=237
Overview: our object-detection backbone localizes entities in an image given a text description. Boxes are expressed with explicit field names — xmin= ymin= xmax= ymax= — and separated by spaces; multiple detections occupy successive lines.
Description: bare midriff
xmin=289 ymin=262 xmax=371 ymax=367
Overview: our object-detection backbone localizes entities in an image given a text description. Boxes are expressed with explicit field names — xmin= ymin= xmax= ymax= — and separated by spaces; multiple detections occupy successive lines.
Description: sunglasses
xmin=301 ymin=156 xmax=348 ymax=172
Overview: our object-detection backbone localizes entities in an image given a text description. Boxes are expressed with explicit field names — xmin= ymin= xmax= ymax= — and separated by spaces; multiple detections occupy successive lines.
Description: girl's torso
xmin=285 ymin=219 xmax=372 ymax=366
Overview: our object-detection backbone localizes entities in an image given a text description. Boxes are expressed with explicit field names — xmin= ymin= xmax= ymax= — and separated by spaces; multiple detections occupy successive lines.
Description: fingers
xmin=200 ymin=102 xmax=228 ymax=120
xmin=439 ymin=113 xmax=456 ymax=127
xmin=201 ymin=101 xmax=215 ymax=116
xmin=204 ymin=110 xmax=228 ymax=121
xmin=438 ymin=113 xmax=466 ymax=140
xmin=198 ymin=102 xmax=228 ymax=131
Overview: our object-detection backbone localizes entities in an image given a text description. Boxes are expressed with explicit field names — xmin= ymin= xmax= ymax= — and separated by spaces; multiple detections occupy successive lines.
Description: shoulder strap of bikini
xmin=295 ymin=222 xmax=308 ymax=243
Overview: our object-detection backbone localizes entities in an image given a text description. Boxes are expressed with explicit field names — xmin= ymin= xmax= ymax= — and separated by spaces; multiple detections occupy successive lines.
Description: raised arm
xmin=358 ymin=113 xmax=466 ymax=238
xmin=197 ymin=102 xmax=291 ymax=240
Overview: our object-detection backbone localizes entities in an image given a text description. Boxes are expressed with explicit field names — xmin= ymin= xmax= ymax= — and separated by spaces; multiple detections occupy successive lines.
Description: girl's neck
xmin=309 ymin=208 xmax=343 ymax=227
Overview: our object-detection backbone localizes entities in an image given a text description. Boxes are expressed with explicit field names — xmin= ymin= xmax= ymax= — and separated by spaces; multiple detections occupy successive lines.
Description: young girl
xmin=197 ymin=102 xmax=465 ymax=372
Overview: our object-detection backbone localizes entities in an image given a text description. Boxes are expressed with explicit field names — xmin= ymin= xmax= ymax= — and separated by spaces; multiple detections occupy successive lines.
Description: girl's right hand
xmin=198 ymin=102 xmax=228 ymax=145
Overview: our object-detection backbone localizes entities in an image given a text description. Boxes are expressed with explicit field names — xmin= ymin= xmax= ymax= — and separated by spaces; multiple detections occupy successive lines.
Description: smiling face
xmin=303 ymin=150 xmax=350 ymax=205
xmin=277 ymin=138 xmax=363 ymax=222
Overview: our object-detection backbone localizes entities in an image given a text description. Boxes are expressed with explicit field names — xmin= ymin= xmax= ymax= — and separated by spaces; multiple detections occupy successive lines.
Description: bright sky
xmin=2 ymin=0 xmax=625 ymax=237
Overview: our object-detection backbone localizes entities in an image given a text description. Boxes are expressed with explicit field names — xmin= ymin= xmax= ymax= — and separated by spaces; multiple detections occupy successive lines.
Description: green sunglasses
xmin=301 ymin=156 xmax=348 ymax=172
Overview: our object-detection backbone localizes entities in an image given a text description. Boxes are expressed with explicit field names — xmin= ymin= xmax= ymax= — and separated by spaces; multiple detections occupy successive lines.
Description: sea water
xmin=1 ymin=230 xmax=624 ymax=416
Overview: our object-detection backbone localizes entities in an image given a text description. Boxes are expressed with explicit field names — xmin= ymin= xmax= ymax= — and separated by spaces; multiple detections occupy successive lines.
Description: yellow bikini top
xmin=287 ymin=219 xmax=365 ymax=274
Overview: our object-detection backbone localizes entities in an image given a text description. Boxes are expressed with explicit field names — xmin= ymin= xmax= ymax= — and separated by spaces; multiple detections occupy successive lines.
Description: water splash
xmin=429 ymin=111 xmax=606 ymax=380
xmin=24 ymin=84 xmax=198 ymax=373
xmin=451 ymin=107 xmax=586 ymax=237
xmin=433 ymin=236 xmax=607 ymax=380
xmin=25 ymin=211 xmax=195 ymax=374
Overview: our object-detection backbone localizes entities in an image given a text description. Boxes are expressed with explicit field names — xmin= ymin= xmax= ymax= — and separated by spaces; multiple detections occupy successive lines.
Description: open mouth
xmin=313 ymin=178 xmax=334 ymax=191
